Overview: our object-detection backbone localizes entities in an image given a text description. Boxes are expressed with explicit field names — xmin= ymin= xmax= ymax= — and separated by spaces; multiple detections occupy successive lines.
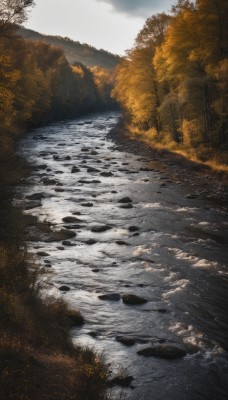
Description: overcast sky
xmin=26 ymin=0 xmax=174 ymax=55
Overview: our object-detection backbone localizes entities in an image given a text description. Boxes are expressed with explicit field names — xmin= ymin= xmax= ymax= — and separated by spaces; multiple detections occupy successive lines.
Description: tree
xmin=0 ymin=0 xmax=34 ymax=37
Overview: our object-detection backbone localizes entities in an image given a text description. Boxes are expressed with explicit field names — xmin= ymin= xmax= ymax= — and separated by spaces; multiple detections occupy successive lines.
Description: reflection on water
xmin=18 ymin=112 xmax=228 ymax=400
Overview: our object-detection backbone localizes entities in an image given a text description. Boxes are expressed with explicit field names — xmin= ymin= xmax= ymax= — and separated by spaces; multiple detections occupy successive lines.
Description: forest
xmin=113 ymin=0 xmax=228 ymax=167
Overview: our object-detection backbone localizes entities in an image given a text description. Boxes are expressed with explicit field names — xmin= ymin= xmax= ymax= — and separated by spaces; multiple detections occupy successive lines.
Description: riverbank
xmin=108 ymin=120 xmax=228 ymax=207
xmin=0 ymin=132 xmax=109 ymax=400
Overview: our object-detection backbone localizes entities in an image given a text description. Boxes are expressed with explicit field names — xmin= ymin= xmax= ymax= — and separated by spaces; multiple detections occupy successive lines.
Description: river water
xmin=18 ymin=112 xmax=228 ymax=399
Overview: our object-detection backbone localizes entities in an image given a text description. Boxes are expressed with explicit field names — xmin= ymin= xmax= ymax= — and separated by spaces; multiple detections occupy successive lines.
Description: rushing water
xmin=18 ymin=112 xmax=228 ymax=400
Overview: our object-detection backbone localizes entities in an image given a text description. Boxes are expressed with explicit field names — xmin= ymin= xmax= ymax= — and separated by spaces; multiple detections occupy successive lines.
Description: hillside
xmin=19 ymin=27 xmax=120 ymax=69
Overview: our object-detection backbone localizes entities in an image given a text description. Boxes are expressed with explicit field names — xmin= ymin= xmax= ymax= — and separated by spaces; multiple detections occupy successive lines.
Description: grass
xmin=127 ymin=124 xmax=228 ymax=175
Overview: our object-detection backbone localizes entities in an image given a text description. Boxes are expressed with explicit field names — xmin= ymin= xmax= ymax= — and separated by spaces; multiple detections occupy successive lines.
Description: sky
xmin=26 ymin=0 xmax=174 ymax=55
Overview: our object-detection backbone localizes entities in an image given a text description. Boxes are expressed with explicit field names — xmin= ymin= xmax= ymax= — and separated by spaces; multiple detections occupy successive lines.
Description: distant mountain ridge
xmin=19 ymin=27 xmax=120 ymax=69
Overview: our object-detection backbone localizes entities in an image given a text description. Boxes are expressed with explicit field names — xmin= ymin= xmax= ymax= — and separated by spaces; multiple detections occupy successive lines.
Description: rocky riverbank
xmin=108 ymin=121 xmax=228 ymax=207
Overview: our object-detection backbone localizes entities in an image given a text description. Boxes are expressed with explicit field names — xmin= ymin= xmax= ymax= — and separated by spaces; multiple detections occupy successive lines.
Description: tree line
xmin=113 ymin=0 xmax=228 ymax=164
xmin=0 ymin=1 xmax=116 ymax=160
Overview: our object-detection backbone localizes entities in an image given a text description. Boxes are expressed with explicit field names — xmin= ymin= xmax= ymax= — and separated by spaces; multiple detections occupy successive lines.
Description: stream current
xmin=18 ymin=112 xmax=228 ymax=400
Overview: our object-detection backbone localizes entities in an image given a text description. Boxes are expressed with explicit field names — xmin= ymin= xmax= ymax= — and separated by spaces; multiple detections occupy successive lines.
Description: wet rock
xmin=36 ymin=164 xmax=47 ymax=170
xmin=100 ymin=171 xmax=113 ymax=177
xmin=59 ymin=285 xmax=70 ymax=292
xmin=62 ymin=216 xmax=82 ymax=223
xmin=118 ymin=197 xmax=132 ymax=203
xmin=81 ymin=148 xmax=90 ymax=152
xmin=42 ymin=178 xmax=58 ymax=185
xmin=26 ymin=193 xmax=45 ymax=200
xmin=160 ymin=183 xmax=167 ymax=187
xmin=98 ymin=293 xmax=121 ymax=301
xmin=128 ymin=226 xmax=139 ymax=232
xmin=158 ymin=309 xmax=168 ymax=313
xmin=72 ymin=211 xmax=82 ymax=215
xmin=85 ymin=239 xmax=97 ymax=245
xmin=88 ymin=331 xmax=101 ymax=338
xmin=65 ymin=156 xmax=71 ymax=160
xmin=81 ymin=202 xmax=93 ymax=207
xmin=122 ymin=294 xmax=148 ymax=305
xmin=116 ymin=336 xmax=136 ymax=346
xmin=111 ymin=190 xmax=117 ymax=194
xmin=71 ymin=166 xmax=80 ymax=173
xmin=109 ymin=376 xmax=134 ymax=388
xmin=115 ymin=240 xmax=129 ymax=246
xmin=64 ymin=224 xmax=84 ymax=230
xmin=92 ymin=269 xmax=100 ymax=273
xmin=119 ymin=204 xmax=133 ymax=209
xmin=91 ymin=150 xmax=98 ymax=155
xmin=25 ymin=200 xmax=41 ymax=210
xmin=137 ymin=345 xmax=187 ymax=359
xmin=37 ymin=251 xmax=50 ymax=257
xmin=56 ymin=246 xmax=65 ymax=250
xmin=78 ymin=179 xmax=101 ymax=184
xmin=55 ymin=188 xmax=65 ymax=192
xmin=91 ymin=225 xmax=112 ymax=233
xmin=62 ymin=240 xmax=76 ymax=246
xmin=87 ymin=167 xmax=100 ymax=173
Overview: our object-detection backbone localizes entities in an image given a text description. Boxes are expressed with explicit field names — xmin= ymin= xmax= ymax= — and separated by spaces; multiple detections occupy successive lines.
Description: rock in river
xmin=116 ymin=336 xmax=136 ymax=346
xmin=137 ymin=345 xmax=187 ymax=359
xmin=91 ymin=225 xmax=112 ymax=233
xmin=98 ymin=293 xmax=121 ymax=301
xmin=59 ymin=285 xmax=70 ymax=292
xmin=62 ymin=216 xmax=82 ymax=223
xmin=122 ymin=294 xmax=148 ymax=305
xmin=118 ymin=197 xmax=132 ymax=203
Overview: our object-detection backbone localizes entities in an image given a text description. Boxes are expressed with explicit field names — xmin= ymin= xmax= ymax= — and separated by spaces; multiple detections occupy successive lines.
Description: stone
xmin=66 ymin=310 xmax=84 ymax=326
xmin=100 ymin=171 xmax=113 ymax=177
xmin=26 ymin=193 xmax=44 ymax=200
xmin=55 ymin=188 xmax=65 ymax=192
xmin=37 ymin=251 xmax=50 ymax=257
xmin=91 ymin=150 xmax=98 ymax=155
xmin=128 ymin=226 xmax=139 ymax=232
xmin=115 ymin=240 xmax=129 ymax=246
xmin=71 ymin=166 xmax=80 ymax=173
xmin=98 ymin=293 xmax=121 ymax=301
xmin=59 ymin=285 xmax=70 ymax=292
xmin=62 ymin=240 xmax=76 ymax=246
xmin=118 ymin=197 xmax=132 ymax=203
xmin=116 ymin=336 xmax=136 ymax=346
xmin=62 ymin=216 xmax=82 ymax=223
xmin=119 ymin=204 xmax=133 ymax=209
xmin=91 ymin=225 xmax=112 ymax=233
xmin=137 ymin=345 xmax=187 ymax=359
xmin=85 ymin=239 xmax=97 ymax=245
xmin=25 ymin=201 xmax=41 ymax=210
xmin=92 ymin=269 xmax=100 ymax=273
xmin=87 ymin=167 xmax=100 ymax=173
xmin=122 ymin=294 xmax=148 ymax=305
xmin=81 ymin=202 xmax=93 ymax=207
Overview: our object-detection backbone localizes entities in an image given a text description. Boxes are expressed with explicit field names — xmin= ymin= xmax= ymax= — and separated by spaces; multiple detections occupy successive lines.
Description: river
xmin=18 ymin=111 xmax=228 ymax=400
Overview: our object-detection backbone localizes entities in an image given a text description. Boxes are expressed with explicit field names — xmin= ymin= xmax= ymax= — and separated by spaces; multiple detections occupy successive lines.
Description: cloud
xmin=96 ymin=0 xmax=173 ymax=17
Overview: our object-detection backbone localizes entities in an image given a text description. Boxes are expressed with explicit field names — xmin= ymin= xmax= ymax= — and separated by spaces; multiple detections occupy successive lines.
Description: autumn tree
xmin=0 ymin=0 xmax=34 ymax=37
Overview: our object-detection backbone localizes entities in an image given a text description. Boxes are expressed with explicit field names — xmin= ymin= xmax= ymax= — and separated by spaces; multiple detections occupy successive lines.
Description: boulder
xmin=62 ymin=216 xmax=82 ymax=223
xmin=71 ymin=166 xmax=80 ymax=173
xmin=118 ymin=197 xmax=132 ymax=203
xmin=85 ymin=239 xmax=97 ymax=245
xmin=119 ymin=204 xmax=133 ymax=209
xmin=26 ymin=192 xmax=45 ymax=200
xmin=91 ymin=225 xmax=112 ymax=233
xmin=100 ymin=171 xmax=113 ymax=177
xmin=128 ymin=226 xmax=139 ymax=232
xmin=59 ymin=285 xmax=70 ymax=292
xmin=98 ymin=293 xmax=121 ymax=301
xmin=116 ymin=336 xmax=136 ymax=346
xmin=137 ymin=345 xmax=187 ymax=359
xmin=37 ymin=251 xmax=50 ymax=257
xmin=122 ymin=294 xmax=148 ymax=305
xmin=81 ymin=202 xmax=93 ymax=207
xmin=115 ymin=240 xmax=129 ymax=246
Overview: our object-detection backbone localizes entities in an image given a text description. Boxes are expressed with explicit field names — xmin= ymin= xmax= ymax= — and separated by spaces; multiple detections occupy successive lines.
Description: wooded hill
xmin=113 ymin=0 xmax=228 ymax=167
xmin=19 ymin=27 xmax=120 ymax=69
